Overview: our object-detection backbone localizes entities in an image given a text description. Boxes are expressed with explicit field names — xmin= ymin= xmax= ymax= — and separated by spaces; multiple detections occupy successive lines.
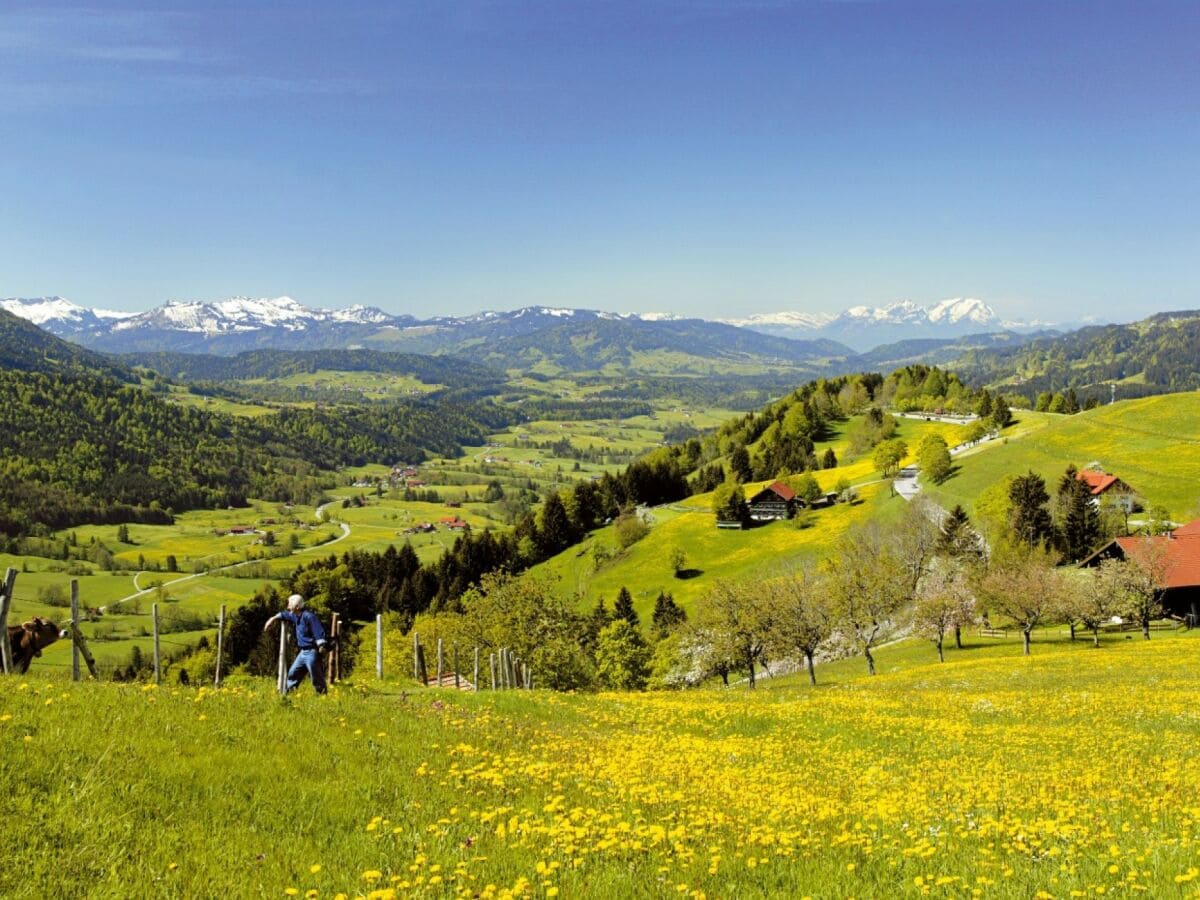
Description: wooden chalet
xmin=748 ymin=481 xmax=797 ymax=522
xmin=1076 ymin=469 xmax=1135 ymax=504
xmin=1079 ymin=521 xmax=1200 ymax=620
xmin=440 ymin=516 xmax=470 ymax=531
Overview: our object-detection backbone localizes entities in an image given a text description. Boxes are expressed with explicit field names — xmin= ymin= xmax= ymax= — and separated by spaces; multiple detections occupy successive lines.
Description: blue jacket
xmin=279 ymin=610 xmax=327 ymax=650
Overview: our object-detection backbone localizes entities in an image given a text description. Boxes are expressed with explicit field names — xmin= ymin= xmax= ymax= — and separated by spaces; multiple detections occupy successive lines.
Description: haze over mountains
xmin=2 ymin=294 xmax=1055 ymax=358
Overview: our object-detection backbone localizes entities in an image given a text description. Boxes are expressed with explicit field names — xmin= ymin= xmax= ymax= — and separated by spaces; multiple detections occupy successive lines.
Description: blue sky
xmin=1 ymin=1 xmax=1196 ymax=321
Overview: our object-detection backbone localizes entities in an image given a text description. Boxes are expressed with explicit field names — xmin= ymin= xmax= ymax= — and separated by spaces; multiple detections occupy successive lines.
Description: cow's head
xmin=22 ymin=617 xmax=65 ymax=652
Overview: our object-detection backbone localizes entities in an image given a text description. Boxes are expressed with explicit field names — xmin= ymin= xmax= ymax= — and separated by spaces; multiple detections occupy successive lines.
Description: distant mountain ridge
xmin=721 ymin=297 xmax=1030 ymax=351
xmin=2 ymin=296 xmax=856 ymax=373
xmin=2 ymin=294 xmax=1056 ymax=374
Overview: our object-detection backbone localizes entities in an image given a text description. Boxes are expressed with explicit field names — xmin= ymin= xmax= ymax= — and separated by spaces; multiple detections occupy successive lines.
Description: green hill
xmin=533 ymin=413 xmax=971 ymax=619
xmin=924 ymin=393 xmax=1200 ymax=520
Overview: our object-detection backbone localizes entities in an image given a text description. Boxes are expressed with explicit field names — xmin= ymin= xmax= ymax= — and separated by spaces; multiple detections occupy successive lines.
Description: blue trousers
xmin=285 ymin=648 xmax=327 ymax=694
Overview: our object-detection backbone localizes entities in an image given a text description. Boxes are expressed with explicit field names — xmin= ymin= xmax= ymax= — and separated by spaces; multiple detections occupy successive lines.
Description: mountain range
xmin=720 ymin=297 xmax=1054 ymax=350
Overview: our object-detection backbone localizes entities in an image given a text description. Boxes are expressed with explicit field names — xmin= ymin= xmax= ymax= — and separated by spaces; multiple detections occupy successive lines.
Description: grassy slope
xmin=533 ymin=415 xmax=970 ymax=619
xmin=540 ymin=483 xmax=891 ymax=618
xmin=925 ymin=394 xmax=1200 ymax=520
xmin=4 ymin=630 xmax=1198 ymax=898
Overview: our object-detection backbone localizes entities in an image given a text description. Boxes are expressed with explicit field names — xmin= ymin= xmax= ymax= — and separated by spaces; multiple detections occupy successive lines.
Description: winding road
xmin=105 ymin=513 xmax=351 ymax=611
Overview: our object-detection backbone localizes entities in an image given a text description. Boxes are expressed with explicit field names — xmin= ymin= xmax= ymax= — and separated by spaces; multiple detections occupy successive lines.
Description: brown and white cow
xmin=6 ymin=618 xmax=67 ymax=674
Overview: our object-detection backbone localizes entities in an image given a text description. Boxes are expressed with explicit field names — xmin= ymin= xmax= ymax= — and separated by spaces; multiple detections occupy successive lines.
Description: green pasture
xmin=3 ymin=630 xmax=1198 ymax=897
xmin=162 ymin=384 xmax=276 ymax=417
xmin=536 ymin=482 xmax=892 ymax=619
xmin=924 ymin=394 xmax=1200 ymax=520
xmin=246 ymin=369 xmax=442 ymax=397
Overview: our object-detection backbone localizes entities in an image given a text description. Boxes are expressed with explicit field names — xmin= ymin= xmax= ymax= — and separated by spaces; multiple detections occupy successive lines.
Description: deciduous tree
xmin=694 ymin=580 xmax=773 ymax=688
xmin=764 ymin=565 xmax=833 ymax=685
xmin=826 ymin=523 xmax=907 ymax=675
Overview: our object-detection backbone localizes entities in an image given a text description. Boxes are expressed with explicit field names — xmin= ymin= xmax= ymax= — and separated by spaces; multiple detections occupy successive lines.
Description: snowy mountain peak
xmin=1 ymin=296 xmax=135 ymax=330
xmin=2 ymin=296 xmax=91 ymax=326
xmin=927 ymin=297 xmax=997 ymax=325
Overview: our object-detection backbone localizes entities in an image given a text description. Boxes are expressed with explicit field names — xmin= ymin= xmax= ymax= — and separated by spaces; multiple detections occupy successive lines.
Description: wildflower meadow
xmin=2 ymin=632 xmax=1198 ymax=898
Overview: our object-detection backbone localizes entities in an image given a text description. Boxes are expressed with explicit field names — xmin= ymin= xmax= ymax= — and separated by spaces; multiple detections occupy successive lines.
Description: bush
xmin=37 ymin=584 xmax=69 ymax=607
xmin=614 ymin=513 xmax=650 ymax=549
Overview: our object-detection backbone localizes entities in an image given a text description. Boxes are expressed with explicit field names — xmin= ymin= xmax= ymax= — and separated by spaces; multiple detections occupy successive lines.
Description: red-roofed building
xmin=1172 ymin=518 xmax=1200 ymax=538
xmin=748 ymin=481 xmax=797 ymax=522
xmin=1080 ymin=530 xmax=1200 ymax=620
xmin=440 ymin=516 xmax=469 ymax=530
xmin=1076 ymin=469 xmax=1133 ymax=498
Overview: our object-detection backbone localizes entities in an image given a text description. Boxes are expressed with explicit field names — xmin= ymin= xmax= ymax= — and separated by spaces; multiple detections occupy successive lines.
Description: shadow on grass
xmin=674 ymin=568 xmax=704 ymax=580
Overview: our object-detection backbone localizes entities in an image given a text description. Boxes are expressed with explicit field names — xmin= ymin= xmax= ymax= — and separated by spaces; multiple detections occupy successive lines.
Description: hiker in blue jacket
xmin=264 ymin=593 xmax=329 ymax=694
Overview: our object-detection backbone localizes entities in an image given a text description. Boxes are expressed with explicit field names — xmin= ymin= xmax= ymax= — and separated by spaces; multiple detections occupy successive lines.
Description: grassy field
xmin=538 ymin=483 xmax=892 ymax=618
xmin=530 ymin=414 xmax=974 ymax=620
xmin=925 ymin=394 xmax=1200 ymax=520
xmin=4 ymin=629 xmax=1199 ymax=897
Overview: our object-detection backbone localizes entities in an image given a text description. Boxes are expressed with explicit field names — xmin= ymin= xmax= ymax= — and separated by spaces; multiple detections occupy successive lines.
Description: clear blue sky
xmin=1 ymin=1 xmax=1196 ymax=321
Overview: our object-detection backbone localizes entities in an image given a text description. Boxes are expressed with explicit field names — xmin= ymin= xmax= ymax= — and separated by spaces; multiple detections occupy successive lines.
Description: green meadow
xmin=3 ymin=629 xmax=1198 ymax=898
xmin=925 ymin=394 xmax=1200 ymax=520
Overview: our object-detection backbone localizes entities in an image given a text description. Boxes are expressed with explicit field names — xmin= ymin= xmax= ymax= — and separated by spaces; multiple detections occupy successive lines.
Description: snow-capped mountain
xmin=725 ymin=298 xmax=1004 ymax=351
xmin=0 ymin=296 xmax=134 ymax=333
xmin=4 ymin=291 xmax=1037 ymax=358
xmin=927 ymin=297 xmax=996 ymax=325
xmin=110 ymin=296 xmax=395 ymax=334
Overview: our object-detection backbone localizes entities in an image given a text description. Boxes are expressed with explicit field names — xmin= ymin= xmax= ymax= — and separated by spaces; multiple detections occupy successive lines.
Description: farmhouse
xmin=440 ymin=516 xmax=469 ymax=530
xmin=227 ymin=525 xmax=256 ymax=535
xmin=1079 ymin=522 xmax=1200 ymax=620
xmin=747 ymin=481 xmax=796 ymax=522
xmin=1076 ymin=469 xmax=1135 ymax=503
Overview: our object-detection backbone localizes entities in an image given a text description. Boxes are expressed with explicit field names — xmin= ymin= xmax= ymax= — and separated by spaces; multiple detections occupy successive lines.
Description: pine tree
xmin=729 ymin=446 xmax=753 ymax=483
xmin=821 ymin=448 xmax=837 ymax=469
xmin=990 ymin=395 xmax=1013 ymax=429
xmin=651 ymin=591 xmax=687 ymax=638
xmin=1009 ymin=471 xmax=1054 ymax=547
xmin=537 ymin=492 xmax=575 ymax=557
xmin=1055 ymin=466 xmax=1101 ymax=561
xmin=116 ymin=523 xmax=130 ymax=543
xmin=614 ymin=586 xmax=639 ymax=628
xmin=975 ymin=390 xmax=993 ymax=418
xmin=938 ymin=504 xmax=976 ymax=557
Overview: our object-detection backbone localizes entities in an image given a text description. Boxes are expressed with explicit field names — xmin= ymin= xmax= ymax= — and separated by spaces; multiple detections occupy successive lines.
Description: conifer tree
xmin=614 ymin=586 xmax=639 ymax=628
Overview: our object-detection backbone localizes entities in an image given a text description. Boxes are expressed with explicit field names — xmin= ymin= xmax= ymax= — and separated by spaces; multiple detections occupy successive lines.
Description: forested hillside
xmin=0 ymin=312 xmax=514 ymax=536
xmin=955 ymin=310 xmax=1200 ymax=400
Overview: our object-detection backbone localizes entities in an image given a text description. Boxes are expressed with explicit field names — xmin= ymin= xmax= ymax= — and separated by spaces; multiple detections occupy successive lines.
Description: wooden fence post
xmin=0 ymin=567 xmax=16 ymax=674
xmin=277 ymin=624 xmax=288 ymax=693
xmin=508 ymin=652 xmax=517 ymax=690
xmin=453 ymin=642 xmax=460 ymax=690
xmin=498 ymin=649 xmax=506 ymax=689
xmin=436 ymin=638 xmax=444 ymax=687
xmin=68 ymin=623 xmax=98 ymax=680
xmin=417 ymin=641 xmax=428 ymax=686
xmin=525 ymin=666 xmax=532 ymax=690
xmin=412 ymin=632 xmax=420 ymax=681
xmin=329 ymin=613 xmax=340 ymax=684
xmin=333 ymin=616 xmax=342 ymax=682
xmin=152 ymin=601 xmax=161 ymax=685
xmin=214 ymin=604 xmax=226 ymax=688
xmin=489 ymin=652 xmax=497 ymax=690
xmin=70 ymin=580 xmax=81 ymax=682
xmin=375 ymin=613 xmax=383 ymax=680
xmin=473 ymin=646 xmax=480 ymax=692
